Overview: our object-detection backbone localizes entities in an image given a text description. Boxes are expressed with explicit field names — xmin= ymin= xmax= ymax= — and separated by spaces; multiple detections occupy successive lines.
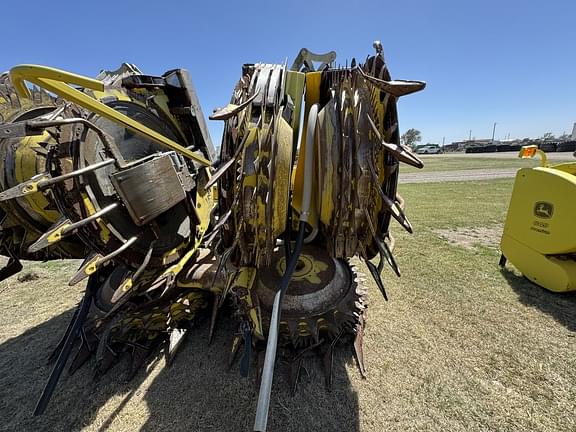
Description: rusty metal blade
xmin=289 ymin=357 xmax=303 ymax=396
xmin=357 ymin=67 xmax=426 ymax=97
xmin=365 ymin=258 xmax=388 ymax=301
xmin=381 ymin=238 xmax=401 ymax=277
xmin=209 ymin=92 xmax=257 ymax=121
xmin=367 ymin=157 xmax=413 ymax=233
xmin=353 ymin=315 xmax=367 ymax=379
xmin=208 ymin=294 xmax=220 ymax=345
xmin=204 ymin=129 xmax=252 ymax=190
xmin=228 ymin=335 xmax=242 ymax=370
xmin=366 ymin=114 xmax=423 ymax=169
xmin=323 ymin=329 xmax=345 ymax=392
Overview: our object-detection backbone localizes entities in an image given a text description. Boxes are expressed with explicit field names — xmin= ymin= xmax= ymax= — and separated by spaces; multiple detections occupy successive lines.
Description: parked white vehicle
xmin=416 ymin=144 xmax=442 ymax=154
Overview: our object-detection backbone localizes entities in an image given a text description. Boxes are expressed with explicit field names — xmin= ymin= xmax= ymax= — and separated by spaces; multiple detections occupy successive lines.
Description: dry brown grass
xmin=0 ymin=178 xmax=575 ymax=431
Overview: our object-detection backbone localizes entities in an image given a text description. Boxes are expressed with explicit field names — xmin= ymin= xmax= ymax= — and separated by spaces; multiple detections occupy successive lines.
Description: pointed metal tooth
xmin=68 ymin=329 xmax=96 ymax=375
xmin=69 ymin=237 xmax=137 ymax=286
xmin=205 ymin=157 xmax=237 ymax=190
xmin=353 ymin=316 xmax=367 ymax=379
xmin=69 ymin=253 xmax=102 ymax=286
xmin=28 ymin=219 xmax=74 ymax=253
xmin=47 ymin=308 xmax=79 ymax=365
xmin=33 ymin=283 xmax=93 ymax=416
xmin=306 ymin=319 xmax=320 ymax=344
xmin=239 ymin=326 xmax=252 ymax=378
xmin=166 ymin=328 xmax=188 ymax=366
xmin=289 ymin=357 xmax=303 ymax=396
xmin=385 ymin=122 xmax=399 ymax=143
xmin=378 ymin=188 xmax=412 ymax=233
xmin=111 ymin=276 xmax=134 ymax=305
xmin=29 ymin=204 xmax=118 ymax=253
xmin=109 ymin=242 xmax=154 ymax=308
xmin=381 ymin=239 xmax=401 ymax=277
xmin=323 ymin=345 xmax=334 ymax=391
xmin=365 ymin=258 xmax=388 ymax=301
xmin=94 ymin=346 xmax=117 ymax=382
xmin=358 ymin=67 xmax=426 ymax=97
xmin=218 ymin=271 xmax=236 ymax=309
xmin=228 ymin=335 xmax=242 ymax=370
xmin=366 ymin=114 xmax=423 ymax=169
xmin=255 ymin=349 xmax=266 ymax=390
xmin=323 ymin=329 xmax=344 ymax=391
xmin=365 ymin=149 xmax=413 ymax=234
xmin=395 ymin=194 xmax=406 ymax=211
xmin=125 ymin=344 xmax=150 ymax=382
xmin=380 ymin=191 xmax=413 ymax=234
xmin=209 ymin=92 xmax=257 ymax=121
xmin=0 ymin=158 xmax=115 ymax=202
xmin=210 ymin=209 xmax=232 ymax=235
xmin=324 ymin=311 xmax=339 ymax=335
xmin=205 ymin=130 xmax=252 ymax=190
xmin=287 ymin=320 xmax=299 ymax=347
xmin=208 ymin=294 xmax=220 ymax=345
xmin=0 ymin=173 xmax=50 ymax=201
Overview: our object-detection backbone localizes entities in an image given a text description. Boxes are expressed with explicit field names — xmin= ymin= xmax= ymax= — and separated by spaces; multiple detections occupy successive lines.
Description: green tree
xmin=401 ymin=128 xmax=422 ymax=149
xmin=541 ymin=132 xmax=555 ymax=140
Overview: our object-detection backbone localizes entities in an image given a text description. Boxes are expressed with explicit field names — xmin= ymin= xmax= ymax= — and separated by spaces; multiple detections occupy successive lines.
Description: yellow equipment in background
xmin=500 ymin=145 xmax=576 ymax=292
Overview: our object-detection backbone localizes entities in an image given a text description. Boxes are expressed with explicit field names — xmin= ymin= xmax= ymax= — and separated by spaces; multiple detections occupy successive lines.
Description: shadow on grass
xmin=0 ymin=308 xmax=360 ymax=432
xmin=500 ymin=268 xmax=576 ymax=332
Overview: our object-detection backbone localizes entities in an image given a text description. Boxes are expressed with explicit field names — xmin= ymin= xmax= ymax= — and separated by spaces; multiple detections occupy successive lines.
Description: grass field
xmin=400 ymin=155 xmax=573 ymax=174
xmin=0 ymin=172 xmax=575 ymax=431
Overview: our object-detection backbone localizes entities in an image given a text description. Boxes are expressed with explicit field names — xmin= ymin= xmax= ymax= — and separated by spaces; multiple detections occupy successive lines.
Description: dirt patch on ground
xmin=434 ymin=225 xmax=503 ymax=251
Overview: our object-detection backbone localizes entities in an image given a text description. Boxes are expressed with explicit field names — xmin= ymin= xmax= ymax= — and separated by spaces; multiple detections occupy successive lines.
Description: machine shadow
xmin=0 ymin=308 xmax=360 ymax=432
xmin=139 ymin=316 xmax=360 ymax=432
xmin=501 ymin=268 xmax=576 ymax=332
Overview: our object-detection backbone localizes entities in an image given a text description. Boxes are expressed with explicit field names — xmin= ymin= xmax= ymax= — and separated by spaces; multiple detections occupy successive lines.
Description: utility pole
xmin=469 ymin=129 xmax=472 ymax=141
xmin=491 ymin=122 xmax=497 ymax=143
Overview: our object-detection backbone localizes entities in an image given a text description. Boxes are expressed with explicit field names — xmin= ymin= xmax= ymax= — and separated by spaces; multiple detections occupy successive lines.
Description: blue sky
xmin=2 ymin=1 xmax=575 ymax=145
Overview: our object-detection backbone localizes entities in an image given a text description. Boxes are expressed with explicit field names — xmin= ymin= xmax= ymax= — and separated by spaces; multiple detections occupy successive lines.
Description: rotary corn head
xmin=500 ymin=146 xmax=576 ymax=292
xmin=0 ymin=42 xmax=425 ymax=430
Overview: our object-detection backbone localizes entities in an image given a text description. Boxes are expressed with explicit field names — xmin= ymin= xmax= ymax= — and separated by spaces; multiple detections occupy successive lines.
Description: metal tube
xmin=253 ymin=223 xmax=306 ymax=432
xmin=42 ymin=158 xmax=116 ymax=188
xmin=253 ymin=104 xmax=319 ymax=432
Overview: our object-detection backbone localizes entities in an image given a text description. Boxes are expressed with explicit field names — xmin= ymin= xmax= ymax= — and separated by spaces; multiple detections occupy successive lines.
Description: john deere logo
xmin=534 ymin=201 xmax=553 ymax=219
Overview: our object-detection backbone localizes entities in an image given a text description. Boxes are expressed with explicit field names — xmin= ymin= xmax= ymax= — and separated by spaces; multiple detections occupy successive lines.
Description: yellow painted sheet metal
xmin=284 ymin=71 xmax=305 ymax=146
xmin=14 ymin=134 xmax=60 ymax=224
xmin=82 ymin=194 xmax=111 ymax=243
xmin=501 ymin=234 xmax=576 ymax=292
xmin=270 ymin=115 xmax=292 ymax=238
xmin=230 ymin=267 xmax=263 ymax=339
xmin=502 ymin=167 xmax=576 ymax=255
